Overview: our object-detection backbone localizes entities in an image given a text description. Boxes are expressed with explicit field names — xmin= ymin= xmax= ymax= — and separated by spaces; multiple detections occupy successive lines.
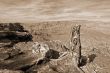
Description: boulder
xmin=0 ymin=69 xmax=23 ymax=73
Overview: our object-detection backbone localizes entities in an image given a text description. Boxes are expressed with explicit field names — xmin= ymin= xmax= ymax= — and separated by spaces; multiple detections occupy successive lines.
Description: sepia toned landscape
xmin=0 ymin=0 xmax=110 ymax=73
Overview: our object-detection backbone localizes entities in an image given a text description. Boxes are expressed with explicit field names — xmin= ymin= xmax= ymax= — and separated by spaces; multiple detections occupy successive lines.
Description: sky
xmin=0 ymin=0 xmax=110 ymax=22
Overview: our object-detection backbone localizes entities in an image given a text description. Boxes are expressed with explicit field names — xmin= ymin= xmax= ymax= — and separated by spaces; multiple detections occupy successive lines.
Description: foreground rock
xmin=0 ymin=39 xmax=83 ymax=73
xmin=0 ymin=69 xmax=23 ymax=73
xmin=0 ymin=23 xmax=86 ymax=73
xmin=26 ymin=52 xmax=81 ymax=73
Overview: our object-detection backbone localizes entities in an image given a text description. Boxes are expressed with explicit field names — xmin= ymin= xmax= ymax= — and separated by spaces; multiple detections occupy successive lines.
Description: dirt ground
xmin=23 ymin=21 xmax=110 ymax=73
xmin=0 ymin=21 xmax=110 ymax=73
